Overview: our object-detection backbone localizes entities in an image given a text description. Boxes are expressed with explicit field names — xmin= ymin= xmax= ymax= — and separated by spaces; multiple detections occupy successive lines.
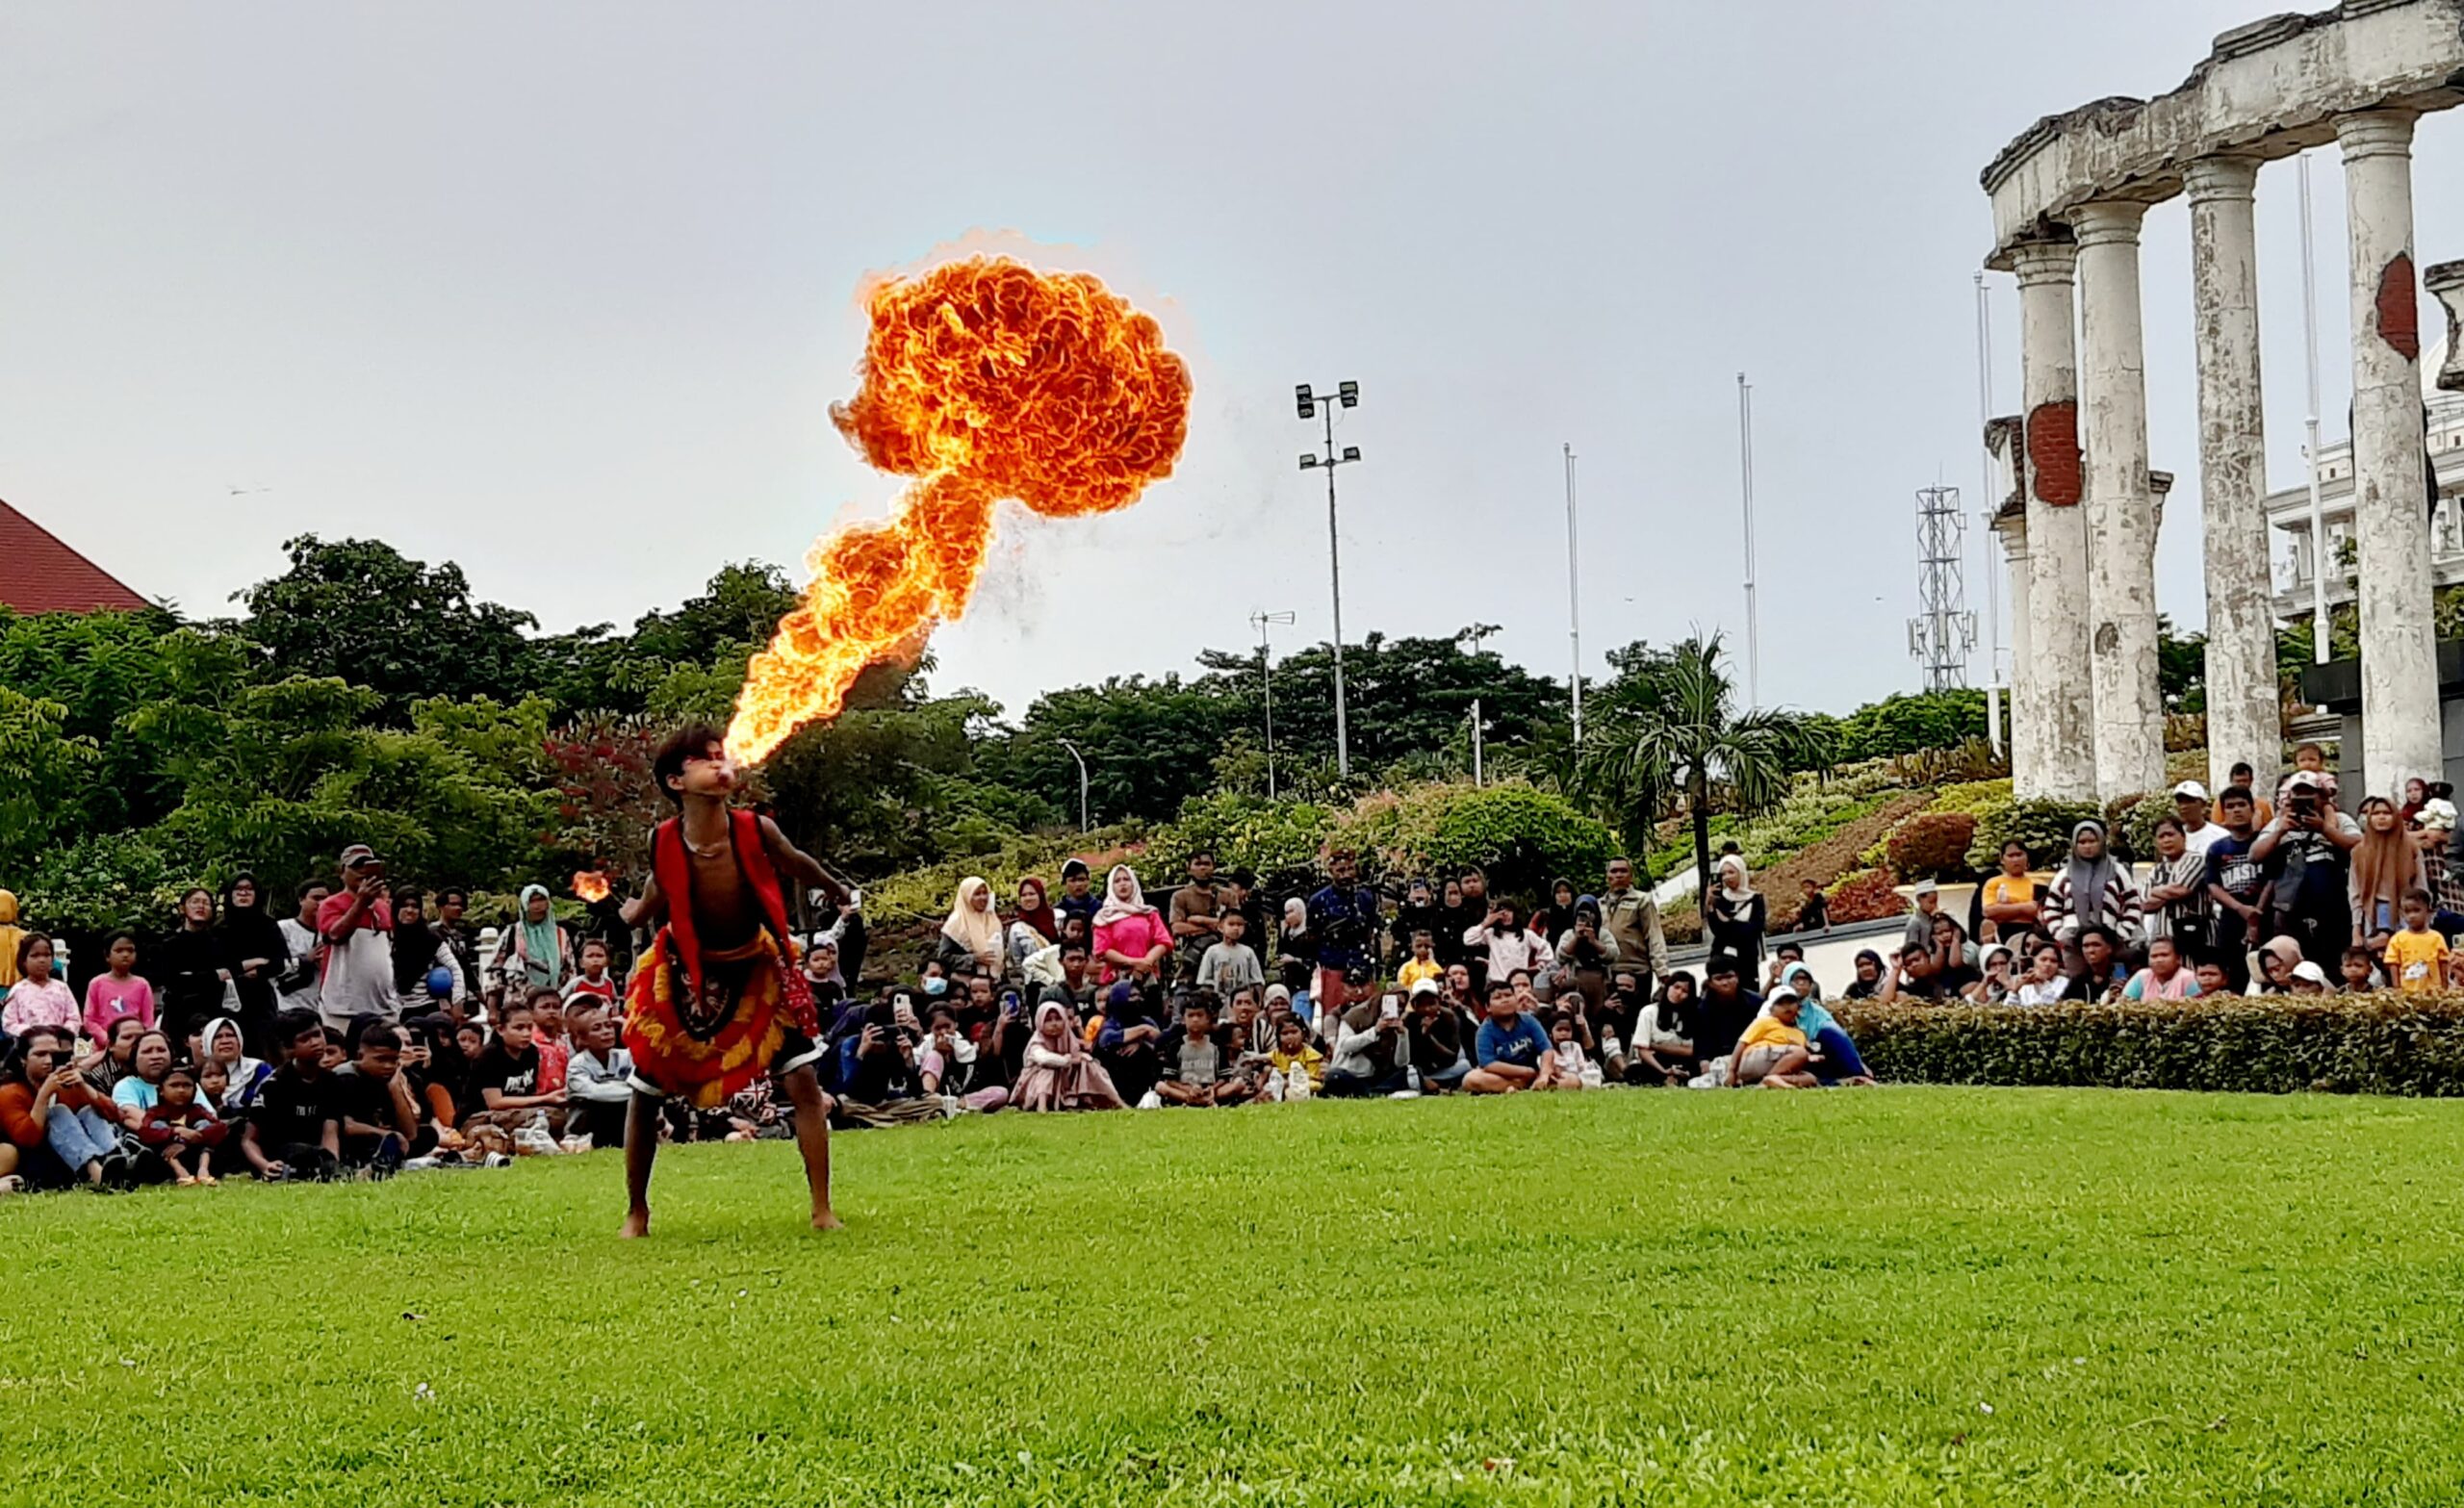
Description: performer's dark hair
xmin=653 ymin=723 xmax=729 ymax=805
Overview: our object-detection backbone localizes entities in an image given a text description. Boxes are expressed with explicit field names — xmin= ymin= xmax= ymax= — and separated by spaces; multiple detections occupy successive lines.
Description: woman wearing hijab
xmin=2041 ymin=821 xmax=2138 ymax=944
xmin=936 ymin=876 xmax=1006 ymax=980
xmin=2348 ymin=794 xmax=2429 ymax=947
xmin=487 ymin=884 xmax=574 ymax=1004
xmin=1705 ymin=856 xmax=1768 ymax=973
xmin=154 ymin=887 xmax=230 ymax=1049
xmin=1626 ymin=970 xmax=1698 ymax=1086
xmin=1010 ymin=876 xmax=1060 ymax=963
xmin=1390 ymin=878 xmax=1444 ymax=963
xmin=1531 ymin=879 xmax=1580 ymax=952
xmin=198 ymin=1016 xmax=272 ymax=1112
xmin=2250 ymin=934 xmax=2304 ymax=995
xmin=1274 ymin=897 xmax=1315 ymax=1003
xmin=391 ymin=889 xmax=468 ymax=1012
xmin=216 ymin=875 xmax=290 ymax=1051
xmin=1091 ymin=864 xmax=1169 ymax=986
xmin=1841 ymin=949 xmax=1887 ymax=1001
xmin=1011 ymin=1000 xmax=1125 ymax=1112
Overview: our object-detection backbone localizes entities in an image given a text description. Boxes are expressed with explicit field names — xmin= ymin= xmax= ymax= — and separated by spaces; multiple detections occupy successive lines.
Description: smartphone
xmin=1381 ymin=999 xmax=1401 ymax=1021
xmin=849 ymin=887 xmax=864 ymax=908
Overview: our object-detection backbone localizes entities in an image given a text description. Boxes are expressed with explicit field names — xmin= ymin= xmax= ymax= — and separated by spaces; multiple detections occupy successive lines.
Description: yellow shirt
xmin=1270 ymin=1044 xmax=1325 ymax=1085
xmin=2386 ymin=928 xmax=2450 ymax=994
xmin=1739 ymin=1016 xmax=1807 ymax=1052
xmin=1397 ymin=958 xmax=1443 ymax=991
xmin=1982 ymin=874 xmax=2035 ymax=909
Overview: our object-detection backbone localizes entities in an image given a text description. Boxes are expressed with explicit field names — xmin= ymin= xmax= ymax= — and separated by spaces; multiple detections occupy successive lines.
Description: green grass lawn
xmin=9 ymin=1087 xmax=2464 ymax=1505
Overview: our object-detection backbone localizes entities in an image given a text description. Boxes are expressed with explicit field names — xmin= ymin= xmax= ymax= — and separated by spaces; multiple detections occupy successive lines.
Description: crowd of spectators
xmin=5 ymin=744 xmax=2456 ymax=1194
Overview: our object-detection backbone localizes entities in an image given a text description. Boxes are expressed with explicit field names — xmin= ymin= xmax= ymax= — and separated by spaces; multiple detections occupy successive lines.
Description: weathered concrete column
xmin=1993 ymin=508 xmax=2036 ymax=794
xmin=2185 ymin=154 xmax=2279 ymax=792
xmin=2427 ymin=260 xmax=2464 ymax=394
xmin=2010 ymin=236 xmax=2095 ymax=802
xmin=2337 ymin=109 xmax=2440 ymax=795
xmin=2072 ymin=200 xmax=2166 ymax=802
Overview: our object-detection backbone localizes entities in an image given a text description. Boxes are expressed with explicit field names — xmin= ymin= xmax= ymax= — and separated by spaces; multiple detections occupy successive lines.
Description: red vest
xmin=651 ymin=808 xmax=791 ymax=992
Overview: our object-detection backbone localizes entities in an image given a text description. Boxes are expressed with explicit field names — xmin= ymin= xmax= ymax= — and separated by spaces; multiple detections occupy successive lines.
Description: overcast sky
xmin=4 ymin=2 xmax=2458 ymax=721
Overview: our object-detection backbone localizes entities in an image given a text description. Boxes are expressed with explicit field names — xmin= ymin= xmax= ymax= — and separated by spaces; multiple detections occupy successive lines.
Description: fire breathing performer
xmin=617 ymin=723 xmax=853 ymax=1237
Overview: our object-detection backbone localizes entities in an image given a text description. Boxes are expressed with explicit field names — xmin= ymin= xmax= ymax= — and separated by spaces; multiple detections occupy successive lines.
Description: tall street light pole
xmin=1564 ymin=443 xmax=1583 ymax=745
xmin=1249 ymin=608 xmax=1295 ymax=798
xmin=1057 ymin=737 xmax=1089 ymax=832
xmin=1296 ymin=380 xmax=1361 ymax=778
xmin=1735 ymin=372 xmax=1762 ymax=706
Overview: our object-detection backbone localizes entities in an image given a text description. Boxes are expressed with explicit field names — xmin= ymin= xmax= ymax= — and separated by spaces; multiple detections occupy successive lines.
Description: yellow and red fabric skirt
xmin=622 ymin=927 xmax=821 ymax=1110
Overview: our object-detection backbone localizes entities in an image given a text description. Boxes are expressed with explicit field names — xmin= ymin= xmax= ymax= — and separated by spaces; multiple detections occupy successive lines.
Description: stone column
xmin=2185 ymin=154 xmax=2279 ymax=792
xmin=1994 ymin=509 xmax=2036 ymax=794
xmin=2011 ymin=236 xmax=2095 ymax=802
xmin=2337 ymin=110 xmax=2440 ymax=795
xmin=2072 ymin=200 xmax=2166 ymax=802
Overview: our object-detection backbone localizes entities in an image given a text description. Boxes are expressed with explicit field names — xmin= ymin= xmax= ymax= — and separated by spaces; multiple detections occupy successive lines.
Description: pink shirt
xmin=83 ymin=973 xmax=157 ymax=1042
xmin=1092 ymin=910 xmax=1171 ymax=985
xmin=2 ymin=978 xmax=77 ymax=1037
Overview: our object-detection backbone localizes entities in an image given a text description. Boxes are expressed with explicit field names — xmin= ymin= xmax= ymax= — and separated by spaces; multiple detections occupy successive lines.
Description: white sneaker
xmin=1135 ymin=1089 xmax=1164 ymax=1111
xmin=400 ymin=1155 xmax=443 ymax=1172
xmin=482 ymin=1152 xmax=515 ymax=1169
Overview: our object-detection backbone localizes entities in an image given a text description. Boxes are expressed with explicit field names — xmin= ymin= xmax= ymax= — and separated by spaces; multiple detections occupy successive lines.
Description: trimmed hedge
xmin=1885 ymin=810 xmax=1977 ymax=882
xmin=1835 ymin=995 xmax=2464 ymax=1096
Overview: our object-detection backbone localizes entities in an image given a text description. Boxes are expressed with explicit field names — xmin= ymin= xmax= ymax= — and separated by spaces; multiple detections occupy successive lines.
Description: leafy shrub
xmin=1885 ymin=811 xmax=1978 ymax=883
xmin=1963 ymin=796 xmax=2104 ymax=873
xmin=1824 ymin=867 xmax=1904 ymax=925
xmin=2105 ymin=791 xmax=2169 ymax=864
xmin=19 ymin=831 xmax=185 ymax=933
xmin=1927 ymin=779 xmax=2014 ymax=818
xmin=1835 ymin=994 xmax=2464 ymax=1096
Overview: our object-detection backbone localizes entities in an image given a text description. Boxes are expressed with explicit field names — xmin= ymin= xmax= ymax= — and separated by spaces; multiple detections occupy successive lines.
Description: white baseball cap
xmin=2172 ymin=780 xmax=2210 ymax=802
xmin=2291 ymin=960 xmax=2330 ymax=987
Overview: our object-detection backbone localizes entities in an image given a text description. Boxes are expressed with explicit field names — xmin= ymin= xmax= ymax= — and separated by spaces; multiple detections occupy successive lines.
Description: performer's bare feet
xmin=620 ymin=1208 xmax=651 ymax=1240
xmin=811 ymin=1207 xmax=843 ymax=1232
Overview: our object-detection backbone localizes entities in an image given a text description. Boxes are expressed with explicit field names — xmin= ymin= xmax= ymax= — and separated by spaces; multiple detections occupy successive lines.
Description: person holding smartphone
xmin=315 ymin=844 xmax=399 ymax=1032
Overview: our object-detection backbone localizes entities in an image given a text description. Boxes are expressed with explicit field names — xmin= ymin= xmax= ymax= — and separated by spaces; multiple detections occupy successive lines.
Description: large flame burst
xmin=726 ymin=257 xmax=1193 ymax=763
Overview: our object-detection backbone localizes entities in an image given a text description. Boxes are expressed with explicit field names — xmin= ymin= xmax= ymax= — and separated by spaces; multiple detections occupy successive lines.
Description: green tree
xmin=1835 ymin=690 xmax=1987 ymax=762
xmin=234 ymin=536 xmax=548 ymax=721
xmin=1578 ymin=632 xmax=1824 ymax=905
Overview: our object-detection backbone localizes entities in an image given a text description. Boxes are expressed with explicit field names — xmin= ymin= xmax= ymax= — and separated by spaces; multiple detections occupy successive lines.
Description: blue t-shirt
xmin=1475 ymin=1012 xmax=1552 ymax=1068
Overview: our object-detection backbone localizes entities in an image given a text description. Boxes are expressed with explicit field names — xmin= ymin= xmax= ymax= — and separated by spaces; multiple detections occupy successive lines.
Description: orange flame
xmin=572 ymin=870 xmax=611 ymax=903
xmin=726 ymin=257 xmax=1193 ymax=763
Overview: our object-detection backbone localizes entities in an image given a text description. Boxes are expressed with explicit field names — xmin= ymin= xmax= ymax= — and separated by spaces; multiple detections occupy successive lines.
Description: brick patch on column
xmin=2026 ymin=400 xmax=2082 ymax=507
xmin=2378 ymin=253 xmax=2420 ymax=362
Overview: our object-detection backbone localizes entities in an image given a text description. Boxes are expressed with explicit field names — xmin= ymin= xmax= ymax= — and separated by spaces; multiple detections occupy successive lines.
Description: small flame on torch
xmin=573 ymin=871 xmax=611 ymax=904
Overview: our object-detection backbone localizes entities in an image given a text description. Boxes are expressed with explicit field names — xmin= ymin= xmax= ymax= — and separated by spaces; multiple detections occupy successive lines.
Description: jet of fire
xmin=726 ymin=257 xmax=1193 ymax=763
xmin=572 ymin=870 xmax=611 ymax=904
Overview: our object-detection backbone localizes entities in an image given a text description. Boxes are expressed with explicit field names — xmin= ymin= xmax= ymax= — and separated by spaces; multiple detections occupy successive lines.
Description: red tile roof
xmin=0 ymin=498 xmax=148 ymax=614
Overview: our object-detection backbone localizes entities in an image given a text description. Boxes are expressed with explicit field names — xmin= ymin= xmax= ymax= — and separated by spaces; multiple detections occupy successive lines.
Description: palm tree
xmin=1576 ymin=631 xmax=1824 ymax=906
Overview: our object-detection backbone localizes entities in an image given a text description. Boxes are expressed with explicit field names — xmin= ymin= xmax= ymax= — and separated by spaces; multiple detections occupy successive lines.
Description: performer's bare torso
xmin=682 ymin=834 xmax=763 ymax=952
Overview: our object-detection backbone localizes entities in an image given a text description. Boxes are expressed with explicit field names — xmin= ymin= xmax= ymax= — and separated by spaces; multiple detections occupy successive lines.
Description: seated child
xmin=1531 ymin=1012 xmax=1602 ymax=1090
xmin=137 ymin=1063 xmax=227 ymax=1186
xmin=331 ymin=1023 xmax=424 ymax=1174
xmin=462 ymin=1002 xmax=563 ymax=1143
xmin=1264 ymin=1016 xmax=1324 ymax=1102
xmin=1159 ymin=995 xmax=1247 ymax=1107
xmin=1732 ymin=990 xmax=1819 ymax=1089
